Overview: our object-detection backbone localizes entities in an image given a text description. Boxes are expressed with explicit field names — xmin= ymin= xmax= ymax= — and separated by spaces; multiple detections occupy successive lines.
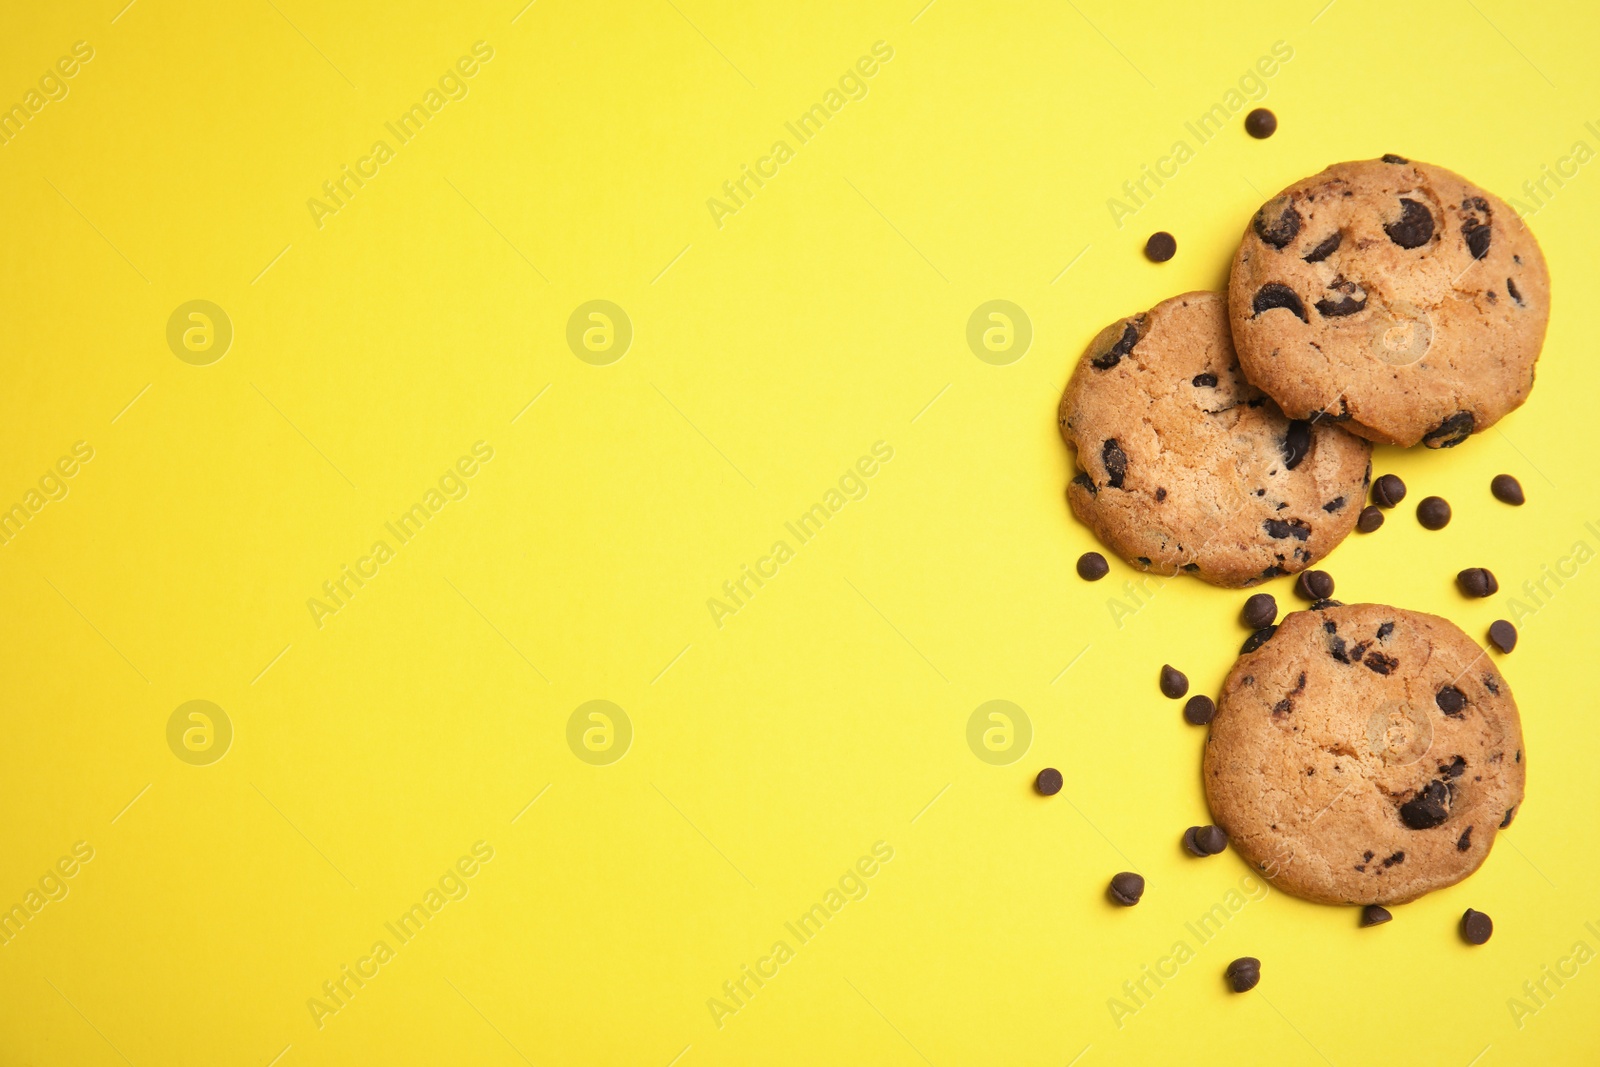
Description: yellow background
xmin=2 ymin=0 xmax=1596 ymax=1063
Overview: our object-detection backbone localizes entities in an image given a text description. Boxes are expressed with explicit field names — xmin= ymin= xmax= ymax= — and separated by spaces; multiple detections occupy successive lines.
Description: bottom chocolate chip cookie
xmin=1203 ymin=604 xmax=1524 ymax=905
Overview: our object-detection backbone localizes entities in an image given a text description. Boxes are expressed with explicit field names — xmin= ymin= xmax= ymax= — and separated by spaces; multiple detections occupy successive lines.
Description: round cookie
xmin=1204 ymin=604 xmax=1525 ymax=905
xmin=1228 ymin=155 xmax=1549 ymax=448
xmin=1058 ymin=291 xmax=1372 ymax=587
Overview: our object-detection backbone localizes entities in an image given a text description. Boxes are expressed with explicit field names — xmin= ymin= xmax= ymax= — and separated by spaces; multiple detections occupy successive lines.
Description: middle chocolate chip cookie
xmin=1058 ymin=291 xmax=1371 ymax=587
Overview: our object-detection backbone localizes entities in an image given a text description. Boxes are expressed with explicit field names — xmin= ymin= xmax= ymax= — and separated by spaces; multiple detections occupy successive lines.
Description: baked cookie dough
xmin=1058 ymin=291 xmax=1371 ymax=587
xmin=1204 ymin=604 xmax=1525 ymax=905
xmin=1228 ymin=156 xmax=1549 ymax=448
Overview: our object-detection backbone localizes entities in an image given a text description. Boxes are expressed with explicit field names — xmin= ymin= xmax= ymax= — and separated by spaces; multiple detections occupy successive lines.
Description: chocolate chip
xmin=1460 ymin=909 xmax=1493 ymax=945
xmin=1185 ymin=825 xmax=1228 ymax=856
xmin=1489 ymin=620 xmax=1517 ymax=654
xmin=1463 ymin=218 xmax=1491 ymax=259
xmin=1491 ymin=474 xmax=1524 ymax=505
xmin=1311 ymin=599 xmax=1342 ymax=610
xmin=1357 ymin=505 xmax=1385 ymax=533
xmin=1145 ymin=231 xmax=1177 ymax=262
xmin=1399 ymin=780 xmax=1451 ymax=829
xmin=1436 ymin=686 xmax=1467 ymax=717
xmin=1108 ymin=872 xmax=1145 ymax=906
xmin=1225 ymin=957 xmax=1261 ymax=993
xmin=1102 ymin=439 xmax=1127 ymax=489
xmin=1184 ymin=695 xmax=1216 ymax=726
xmin=1417 ymin=496 xmax=1451 ymax=530
xmin=1241 ymin=593 xmax=1277 ymax=629
xmin=1253 ymin=198 xmax=1302 ymax=249
xmin=1295 ymin=570 xmax=1334 ymax=601
xmin=1441 ymin=755 xmax=1466 ymax=778
xmin=1323 ymin=496 xmax=1346 ymax=513
xmin=1382 ymin=850 xmax=1405 ymax=867
xmin=1072 ymin=472 xmax=1097 ymax=496
xmin=1155 ymin=488 xmax=1167 ymax=502
xmin=1500 ymin=807 xmax=1516 ymax=828
xmin=1263 ymin=518 xmax=1311 ymax=540
xmin=1361 ymin=905 xmax=1393 ymax=927
xmin=1282 ymin=420 xmax=1312 ymax=470
xmin=1241 ymin=625 xmax=1277 ymax=653
xmin=1507 ymin=277 xmax=1524 ymax=306
xmin=1181 ymin=826 xmax=1202 ymax=855
xmin=1160 ymin=665 xmax=1189 ymax=699
xmin=1457 ymin=568 xmax=1498 ymax=598
xmin=1364 ymin=651 xmax=1398 ymax=675
xmin=1192 ymin=372 xmax=1218 ymax=387
xmin=1315 ymin=277 xmax=1368 ymax=317
xmin=1423 ymin=411 xmax=1475 ymax=448
xmin=1035 ymin=767 xmax=1063 ymax=796
xmin=1457 ymin=825 xmax=1474 ymax=851
xmin=1382 ymin=154 xmax=1409 ymax=164
xmin=1304 ymin=232 xmax=1341 ymax=263
xmin=1092 ymin=322 xmax=1140 ymax=370
xmin=1251 ymin=283 xmax=1307 ymax=321
xmin=1384 ymin=198 xmax=1435 ymax=248
xmin=1244 ymin=108 xmax=1277 ymax=139
xmin=1371 ymin=474 xmax=1407 ymax=508
xmin=1376 ymin=621 xmax=1394 ymax=639
xmin=1077 ymin=552 xmax=1109 ymax=581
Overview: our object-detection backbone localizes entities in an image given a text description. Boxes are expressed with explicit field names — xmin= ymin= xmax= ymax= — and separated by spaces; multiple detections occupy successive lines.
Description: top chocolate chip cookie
xmin=1059 ymin=291 xmax=1371 ymax=588
xmin=1228 ymin=156 xmax=1549 ymax=448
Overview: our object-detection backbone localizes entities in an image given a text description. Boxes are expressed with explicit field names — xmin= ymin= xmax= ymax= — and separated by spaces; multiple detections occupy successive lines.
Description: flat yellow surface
xmin=2 ymin=1 xmax=1597 ymax=1063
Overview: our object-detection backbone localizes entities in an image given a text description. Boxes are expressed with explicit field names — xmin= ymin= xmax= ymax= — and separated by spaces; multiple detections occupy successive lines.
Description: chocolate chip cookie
xmin=1058 ymin=292 xmax=1372 ymax=587
xmin=1228 ymin=156 xmax=1549 ymax=448
xmin=1203 ymin=604 xmax=1525 ymax=905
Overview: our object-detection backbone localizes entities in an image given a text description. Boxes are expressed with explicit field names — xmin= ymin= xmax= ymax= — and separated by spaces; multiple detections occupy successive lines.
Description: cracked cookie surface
xmin=1058 ymin=291 xmax=1371 ymax=587
xmin=1228 ymin=156 xmax=1549 ymax=448
xmin=1203 ymin=604 xmax=1525 ymax=905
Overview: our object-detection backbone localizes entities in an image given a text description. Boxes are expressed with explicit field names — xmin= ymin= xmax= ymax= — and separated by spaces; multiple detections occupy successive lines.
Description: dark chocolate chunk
xmin=1185 ymin=825 xmax=1227 ymax=856
xmin=1436 ymin=685 xmax=1467 ymax=717
xmin=1244 ymin=108 xmax=1277 ymax=139
xmin=1423 ymin=411 xmax=1475 ymax=448
xmin=1357 ymin=505 xmax=1385 ymax=533
xmin=1241 ymin=625 xmax=1277 ymax=653
xmin=1500 ymin=807 xmax=1516 ymax=828
xmin=1241 ymin=593 xmax=1277 ymax=629
xmin=1295 ymin=570 xmax=1334 ymax=601
xmin=1303 ymin=232 xmax=1341 ymax=263
xmin=1108 ymin=872 xmax=1145 ymax=906
xmin=1102 ymin=439 xmax=1127 ymax=489
xmin=1072 ymin=471 xmax=1097 ymax=496
xmin=1417 ymin=496 xmax=1451 ymax=530
xmin=1192 ymin=372 xmax=1218 ymax=387
xmin=1263 ymin=518 xmax=1311 ymax=540
xmin=1360 ymin=905 xmax=1392 ymax=927
xmin=1491 ymin=474 xmax=1524 ymax=505
xmin=1461 ymin=909 xmax=1493 ymax=945
xmin=1371 ymin=474 xmax=1407 ymax=508
xmin=1457 ymin=826 xmax=1473 ymax=851
xmin=1282 ymin=420 xmax=1312 ymax=470
xmin=1323 ymin=496 xmax=1346 ymax=513
xmin=1035 ymin=767 xmax=1063 ymax=796
xmin=1144 ymin=231 xmax=1177 ymax=262
xmin=1508 ymin=277 xmax=1524 ymax=305
xmin=1160 ymin=665 xmax=1189 ymax=699
xmin=1382 ymin=850 xmax=1405 ymax=868
xmin=1364 ymin=651 xmax=1398 ymax=675
xmin=1155 ymin=488 xmax=1167 ymax=502
xmin=1092 ymin=322 xmax=1140 ymax=370
xmin=1489 ymin=620 xmax=1517 ymax=654
xmin=1183 ymin=695 xmax=1216 ymax=726
xmin=1463 ymin=219 xmax=1491 ymax=260
xmin=1225 ymin=957 xmax=1261 ymax=993
xmin=1252 ymin=283 xmax=1307 ymax=322
xmin=1399 ymin=780 xmax=1451 ymax=829
xmin=1253 ymin=198 xmax=1302 ymax=249
xmin=1315 ymin=277 xmax=1368 ymax=317
xmin=1077 ymin=552 xmax=1109 ymax=581
xmin=1384 ymin=198 xmax=1435 ymax=248
xmin=1381 ymin=154 xmax=1410 ymax=164
xmin=1457 ymin=568 xmax=1498 ymax=598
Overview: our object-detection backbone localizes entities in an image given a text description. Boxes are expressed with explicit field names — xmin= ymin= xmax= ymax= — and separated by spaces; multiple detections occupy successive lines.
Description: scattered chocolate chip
xmin=1423 ymin=411 xmax=1475 ymax=448
xmin=1092 ymin=322 xmax=1140 ymax=370
xmin=1253 ymin=198 xmax=1302 ymax=249
xmin=1241 ymin=593 xmax=1277 ymax=629
xmin=1108 ymin=872 xmax=1145 ymax=906
xmin=1457 ymin=826 xmax=1474 ymax=851
xmin=1461 ymin=909 xmax=1493 ymax=945
xmin=1035 ymin=767 xmax=1063 ymax=796
xmin=1295 ymin=570 xmax=1334 ymax=601
xmin=1244 ymin=108 xmax=1277 ymax=138
xmin=1357 ymin=505 xmax=1385 ymax=533
xmin=1463 ymin=218 xmax=1491 ymax=260
xmin=1417 ymin=496 xmax=1452 ymax=530
xmin=1304 ymin=232 xmax=1341 ymax=263
xmin=1500 ymin=807 xmax=1516 ymax=828
xmin=1252 ymin=283 xmax=1307 ymax=321
xmin=1192 ymin=372 xmax=1218 ymax=387
xmin=1371 ymin=474 xmax=1407 ymax=508
xmin=1399 ymin=780 xmax=1451 ymax=829
xmin=1323 ymin=496 xmax=1346 ymax=513
xmin=1160 ymin=665 xmax=1189 ymax=699
xmin=1488 ymin=620 xmax=1517 ymax=654
xmin=1315 ymin=276 xmax=1368 ymax=317
xmin=1364 ymin=651 xmax=1398 ymax=675
xmin=1508 ymin=277 xmax=1524 ymax=305
xmin=1184 ymin=695 xmax=1216 ymax=726
xmin=1491 ymin=474 xmax=1524 ymax=505
xmin=1144 ymin=231 xmax=1177 ymax=262
xmin=1241 ymin=625 xmax=1277 ymax=653
xmin=1264 ymin=518 xmax=1311 ymax=540
xmin=1181 ymin=826 xmax=1202 ymax=855
xmin=1436 ymin=686 xmax=1467 ymax=717
xmin=1102 ymin=439 xmax=1127 ymax=489
xmin=1384 ymin=197 xmax=1435 ymax=248
xmin=1225 ymin=957 xmax=1261 ymax=993
xmin=1382 ymin=850 xmax=1405 ymax=868
xmin=1376 ymin=622 xmax=1394 ymax=639
xmin=1457 ymin=568 xmax=1498 ymax=598
xmin=1077 ymin=552 xmax=1109 ymax=581
xmin=1155 ymin=488 xmax=1167 ymax=502
xmin=1381 ymin=154 xmax=1409 ymax=164
xmin=1361 ymin=905 xmax=1393 ymax=927
xmin=1072 ymin=472 xmax=1097 ymax=496
xmin=1282 ymin=420 xmax=1312 ymax=470
xmin=1310 ymin=598 xmax=1342 ymax=610
xmin=1184 ymin=825 xmax=1228 ymax=856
